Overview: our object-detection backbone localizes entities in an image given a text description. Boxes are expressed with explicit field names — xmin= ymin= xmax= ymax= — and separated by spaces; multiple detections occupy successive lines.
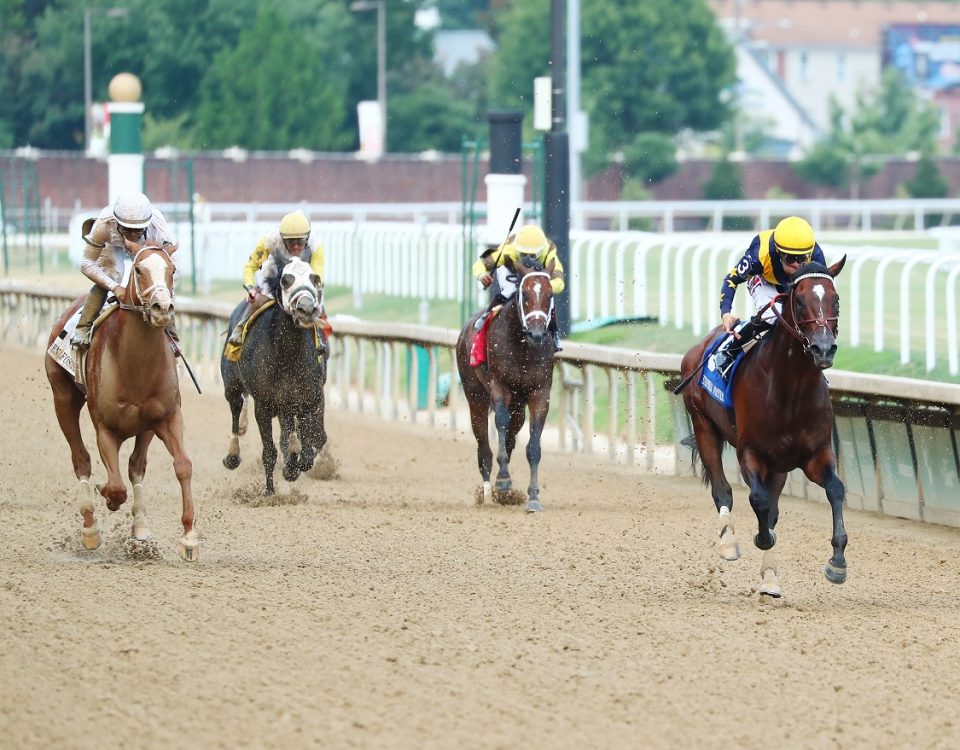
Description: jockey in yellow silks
xmin=712 ymin=216 xmax=827 ymax=375
xmin=227 ymin=211 xmax=329 ymax=346
xmin=471 ymin=224 xmax=566 ymax=351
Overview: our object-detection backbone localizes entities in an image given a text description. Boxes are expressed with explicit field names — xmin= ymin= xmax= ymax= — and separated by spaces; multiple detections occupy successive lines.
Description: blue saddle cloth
xmin=698 ymin=335 xmax=748 ymax=408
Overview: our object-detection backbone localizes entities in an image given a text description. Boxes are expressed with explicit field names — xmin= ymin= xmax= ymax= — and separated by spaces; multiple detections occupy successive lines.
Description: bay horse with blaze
xmin=679 ymin=258 xmax=847 ymax=597
xmin=456 ymin=256 xmax=555 ymax=512
xmin=45 ymin=243 xmax=198 ymax=560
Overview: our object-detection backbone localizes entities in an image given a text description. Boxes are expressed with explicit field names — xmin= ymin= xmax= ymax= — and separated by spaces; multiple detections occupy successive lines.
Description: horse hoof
xmin=525 ymin=499 xmax=543 ymax=513
xmin=718 ymin=541 xmax=741 ymax=561
xmin=131 ymin=523 xmax=152 ymax=542
xmin=282 ymin=466 xmax=300 ymax=482
xmin=223 ymin=455 xmax=241 ymax=470
xmin=80 ymin=526 xmax=102 ymax=550
xmin=178 ymin=531 xmax=199 ymax=562
xmin=823 ymin=562 xmax=847 ymax=584
xmin=759 ymin=568 xmax=782 ymax=598
xmin=753 ymin=530 xmax=776 ymax=550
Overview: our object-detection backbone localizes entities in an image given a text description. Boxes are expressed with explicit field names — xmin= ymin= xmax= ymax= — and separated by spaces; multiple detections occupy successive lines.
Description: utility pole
xmin=543 ymin=0 xmax=571 ymax=336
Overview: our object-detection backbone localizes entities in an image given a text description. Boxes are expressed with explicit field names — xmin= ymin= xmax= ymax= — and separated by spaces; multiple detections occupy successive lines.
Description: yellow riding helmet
xmin=279 ymin=211 xmax=311 ymax=240
xmin=773 ymin=216 xmax=815 ymax=255
xmin=513 ymin=224 xmax=549 ymax=255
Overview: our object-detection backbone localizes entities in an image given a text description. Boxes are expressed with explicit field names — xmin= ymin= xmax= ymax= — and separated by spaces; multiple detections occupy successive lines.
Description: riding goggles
xmin=778 ymin=251 xmax=812 ymax=266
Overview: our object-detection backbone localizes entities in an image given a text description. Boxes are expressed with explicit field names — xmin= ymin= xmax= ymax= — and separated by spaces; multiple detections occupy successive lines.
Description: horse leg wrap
xmin=716 ymin=507 xmax=741 ymax=561
xmin=228 ymin=434 xmax=240 ymax=456
xmin=759 ymin=547 xmax=781 ymax=597
xmin=130 ymin=484 xmax=151 ymax=540
xmin=78 ymin=479 xmax=95 ymax=517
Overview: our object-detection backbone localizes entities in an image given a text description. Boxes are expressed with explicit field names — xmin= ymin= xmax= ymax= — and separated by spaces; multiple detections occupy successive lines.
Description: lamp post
xmin=83 ymin=6 xmax=129 ymax=154
xmin=350 ymin=0 xmax=387 ymax=152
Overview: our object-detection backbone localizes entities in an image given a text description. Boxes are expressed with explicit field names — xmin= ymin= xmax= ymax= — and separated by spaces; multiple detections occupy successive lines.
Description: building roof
xmin=709 ymin=1 xmax=960 ymax=49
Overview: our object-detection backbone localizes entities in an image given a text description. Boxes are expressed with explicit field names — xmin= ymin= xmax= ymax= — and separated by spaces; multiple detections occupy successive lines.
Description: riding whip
xmin=167 ymin=333 xmax=202 ymax=395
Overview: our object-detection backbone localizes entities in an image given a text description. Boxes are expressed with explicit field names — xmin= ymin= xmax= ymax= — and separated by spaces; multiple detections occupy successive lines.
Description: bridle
xmin=119 ymin=245 xmax=174 ymax=322
xmin=516 ymin=271 xmax=554 ymax=332
xmin=769 ymin=271 xmax=839 ymax=354
xmin=279 ymin=260 xmax=323 ymax=318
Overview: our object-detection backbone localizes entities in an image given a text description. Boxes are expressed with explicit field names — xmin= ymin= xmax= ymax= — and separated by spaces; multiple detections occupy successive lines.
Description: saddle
xmin=224 ymin=300 xmax=331 ymax=363
xmin=47 ymin=302 xmax=120 ymax=393
xmin=699 ymin=329 xmax=769 ymax=408
xmin=469 ymin=305 xmax=503 ymax=367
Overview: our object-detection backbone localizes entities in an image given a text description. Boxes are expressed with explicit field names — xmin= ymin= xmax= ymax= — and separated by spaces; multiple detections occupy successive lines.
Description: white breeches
xmin=746 ymin=276 xmax=781 ymax=323
xmin=495 ymin=266 xmax=518 ymax=298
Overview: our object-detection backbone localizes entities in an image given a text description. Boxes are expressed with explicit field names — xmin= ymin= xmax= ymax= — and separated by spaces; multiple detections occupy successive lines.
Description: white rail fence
xmin=174 ymin=221 xmax=960 ymax=375
xmin=3 ymin=284 xmax=960 ymax=527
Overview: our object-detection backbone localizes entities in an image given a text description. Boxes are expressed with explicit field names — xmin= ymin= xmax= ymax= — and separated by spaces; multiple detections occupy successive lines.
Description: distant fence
xmin=3 ymin=284 xmax=959 ymax=528
xmin=57 ymin=213 xmax=960 ymax=375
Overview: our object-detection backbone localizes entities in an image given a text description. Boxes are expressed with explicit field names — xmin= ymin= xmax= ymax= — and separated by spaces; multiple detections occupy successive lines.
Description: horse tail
xmin=679 ymin=434 xmax=709 ymax=485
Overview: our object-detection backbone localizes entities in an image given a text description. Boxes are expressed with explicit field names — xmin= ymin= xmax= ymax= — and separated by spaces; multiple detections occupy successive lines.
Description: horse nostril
xmin=828 ymin=345 xmax=837 ymax=358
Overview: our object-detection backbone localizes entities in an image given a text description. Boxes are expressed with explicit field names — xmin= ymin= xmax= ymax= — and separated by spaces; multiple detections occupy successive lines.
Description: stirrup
xmin=474 ymin=314 xmax=487 ymax=332
xmin=71 ymin=330 xmax=92 ymax=350
xmin=553 ymin=334 xmax=562 ymax=352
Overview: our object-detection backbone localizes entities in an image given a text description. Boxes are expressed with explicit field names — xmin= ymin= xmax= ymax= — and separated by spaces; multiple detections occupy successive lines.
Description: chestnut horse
xmin=679 ymin=258 xmax=847 ymax=597
xmin=45 ymin=245 xmax=198 ymax=561
xmin=456 ymin=257 xmax=555 ymax=513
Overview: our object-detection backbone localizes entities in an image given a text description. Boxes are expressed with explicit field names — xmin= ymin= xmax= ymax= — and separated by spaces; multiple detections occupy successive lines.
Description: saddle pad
xmin=224 ymin=300 xmax=277 ymax=362
xmin=46 ymin=300 xmax=120 ymax=377
xmin=698 ymin=335 xmax=747 ymax=408
xmin=47 ymin=309 xmax=83 ymax=376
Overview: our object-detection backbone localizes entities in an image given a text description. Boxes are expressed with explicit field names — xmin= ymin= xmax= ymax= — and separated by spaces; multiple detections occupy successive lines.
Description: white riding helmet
xmin=113 ymin=192 xmax=153 ymax=230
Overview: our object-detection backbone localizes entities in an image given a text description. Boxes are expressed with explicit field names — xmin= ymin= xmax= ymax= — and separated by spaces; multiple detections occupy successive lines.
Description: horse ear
xmin=828 ymin=254 xmax=847 ymax=278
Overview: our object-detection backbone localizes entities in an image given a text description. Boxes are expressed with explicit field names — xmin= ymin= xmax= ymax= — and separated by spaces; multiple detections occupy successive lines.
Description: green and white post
xmin=106 ymin=72 xmax=144 ymax=204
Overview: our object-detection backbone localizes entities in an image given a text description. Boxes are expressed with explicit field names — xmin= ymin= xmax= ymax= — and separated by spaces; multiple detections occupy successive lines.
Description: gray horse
xmin=221 ymin=257 xmax=329 ymax=495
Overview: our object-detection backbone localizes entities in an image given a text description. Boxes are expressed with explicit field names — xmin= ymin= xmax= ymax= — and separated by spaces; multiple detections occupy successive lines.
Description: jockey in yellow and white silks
xmin=471 ymin=224 xmax=566 ymax=351
xmin=228 ymin=211 xmax=328 ymax=346
xmin=713 ymin=216 xmax=827 ymax=375
xmin=72 ymin=191 xmax=179 ymax=351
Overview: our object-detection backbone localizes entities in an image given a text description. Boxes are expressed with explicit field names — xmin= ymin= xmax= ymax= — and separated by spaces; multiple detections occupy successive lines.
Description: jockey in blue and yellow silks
xmin=471 ymin=224 xmax=566 ymax=351
xmin=713 ymin=216 xmax=827 ymax=374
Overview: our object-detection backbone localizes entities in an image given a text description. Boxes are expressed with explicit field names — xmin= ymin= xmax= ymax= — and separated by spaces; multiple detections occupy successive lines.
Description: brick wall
xmin=6 ymin=151 xmax=960 ymax=214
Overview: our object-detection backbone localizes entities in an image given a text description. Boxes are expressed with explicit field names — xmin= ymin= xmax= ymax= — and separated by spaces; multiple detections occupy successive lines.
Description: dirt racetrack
xmin=2 ymin=341 xmax=960 ymax=749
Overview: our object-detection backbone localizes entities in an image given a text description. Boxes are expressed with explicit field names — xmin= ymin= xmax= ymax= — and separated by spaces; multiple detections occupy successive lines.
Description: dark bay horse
xmin=456 ymin=257 xmax=555 ymax=512
xmin=679 ymin=258 xmax=847 ymax=597
xmin=45 ymin=244 xmax=198 ymax=560
xmin=221 ymin=257 xmax=328 ymax=496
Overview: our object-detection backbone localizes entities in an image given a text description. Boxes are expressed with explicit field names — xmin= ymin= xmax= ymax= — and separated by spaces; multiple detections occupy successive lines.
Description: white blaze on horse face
xmin=532 ymin=280 xmax=543 ymax=303
xmin=139 ymin=253 xmax=173 ymax=307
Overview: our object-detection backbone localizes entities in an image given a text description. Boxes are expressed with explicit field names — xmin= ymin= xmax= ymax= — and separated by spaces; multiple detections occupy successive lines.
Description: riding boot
xmin=713 ymin=318 xmax=771 ymax=375
xmin=549 ymin=308 xmax=563 ymax=351
xmin=70 ymin=285 xmax=109 ymax=350
xmin=474 ymin=293 xmax=507 ymax=331
xmin=228 ymin=305 xmax=253 ymax=346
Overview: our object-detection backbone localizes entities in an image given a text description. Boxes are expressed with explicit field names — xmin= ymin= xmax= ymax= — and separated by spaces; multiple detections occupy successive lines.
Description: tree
xmin=904 ymin=154 xmax=949 ymax=199
xmin=703 ymin=157 xmax=752 ymax=229
xmin=794 ymin=70 xmax=941 ymax=198
xmin=488 ymin=0 xmax=736 ymax=175
xmin=193 ymin=5 xmax=350 ymax=150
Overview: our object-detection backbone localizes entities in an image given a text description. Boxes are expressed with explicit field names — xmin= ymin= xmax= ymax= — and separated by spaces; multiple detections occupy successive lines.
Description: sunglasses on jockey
xmin=777 ymin=249 xmax=812 ymax=267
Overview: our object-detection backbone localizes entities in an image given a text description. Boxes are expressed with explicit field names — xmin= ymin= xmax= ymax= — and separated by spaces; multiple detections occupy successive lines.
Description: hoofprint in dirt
xmin=2 ymin=342 xmax=960 ymax=749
